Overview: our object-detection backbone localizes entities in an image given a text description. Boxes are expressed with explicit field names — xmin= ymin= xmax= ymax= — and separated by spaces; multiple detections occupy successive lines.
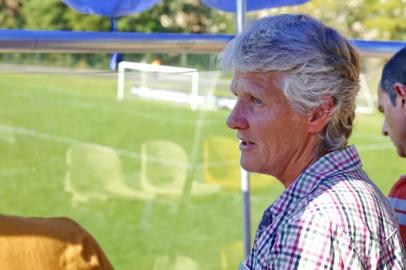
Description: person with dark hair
xmin=378 ymin=46 xmax=406 ymax=248
xmin=221 ymin=14 xmax=405 ymax=269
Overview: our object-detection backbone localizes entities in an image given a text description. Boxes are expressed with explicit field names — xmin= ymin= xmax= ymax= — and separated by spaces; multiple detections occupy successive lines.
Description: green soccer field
xmin=0 ymin=70 xmax=405 ymax=269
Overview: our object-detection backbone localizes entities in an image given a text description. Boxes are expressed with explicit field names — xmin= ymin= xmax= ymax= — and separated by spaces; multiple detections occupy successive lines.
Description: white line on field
xmin=0 ymin=124 xmax=89 ymax=146
xmin=1 ymin=124 xmax=394 ymax=168
xmin=0 ymin=124 xmax=238 ymax=168
xmin=356 ymin=142 xmax=394 ymax=151
xmin=8 ymin=91 xmax=225 ymax=127
xmin=351 ymin=133 xmax=387 ymax=141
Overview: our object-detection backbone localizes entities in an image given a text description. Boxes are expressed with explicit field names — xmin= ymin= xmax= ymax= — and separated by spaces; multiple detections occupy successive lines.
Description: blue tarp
xmin=61 ymin=0 xmax=310 ymax=69
xmin=62 ymin=0 xmax=310 ymax=16
xmin=61 ymin=0 xmax=160 ymax=17
xmin=201 ymin=0 xmax=310 ymax=12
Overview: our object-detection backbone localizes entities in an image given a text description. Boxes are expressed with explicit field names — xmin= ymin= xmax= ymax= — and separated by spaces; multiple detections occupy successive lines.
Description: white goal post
xmin=355 ymin=73 xmax=376 ymax=114
xmin=117 ymin=61 xmax=199 ymax=110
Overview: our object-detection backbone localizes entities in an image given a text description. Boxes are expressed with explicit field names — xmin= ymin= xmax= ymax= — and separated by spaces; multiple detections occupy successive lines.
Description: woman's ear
xmin=308 ymin=96 xmax=334 ymax=133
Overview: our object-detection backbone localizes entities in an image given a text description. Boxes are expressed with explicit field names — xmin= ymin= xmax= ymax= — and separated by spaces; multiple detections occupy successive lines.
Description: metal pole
xmin=110 ymin=17 xmax=117 ymax=32
xmin=109 ymin=17 xmax=121 ymax=70
xmin=241 ymin=166 xmax=251 ymax=258
xmin=236 ymin=0 xmax=251 ymax=259
xmin=236 ymin=0 xmax=247 ymax=34
xmin=236 ymin=0 xmax=246 ymax=34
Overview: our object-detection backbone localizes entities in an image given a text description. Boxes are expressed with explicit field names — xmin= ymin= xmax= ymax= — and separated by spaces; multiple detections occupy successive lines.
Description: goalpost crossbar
xmin=117 ymin=61 xmax=199 ymax=110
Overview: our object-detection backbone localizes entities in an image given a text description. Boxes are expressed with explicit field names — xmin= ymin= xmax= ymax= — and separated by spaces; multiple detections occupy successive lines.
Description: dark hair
xmin=380 ymin=46 xmax=406 ymax=105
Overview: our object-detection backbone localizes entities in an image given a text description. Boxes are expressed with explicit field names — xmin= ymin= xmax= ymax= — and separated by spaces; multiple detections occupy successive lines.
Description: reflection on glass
xmin=0 ymin=55 xmax=405 ymax=269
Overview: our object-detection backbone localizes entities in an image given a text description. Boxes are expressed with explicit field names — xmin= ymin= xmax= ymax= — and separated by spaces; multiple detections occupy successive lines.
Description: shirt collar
xmin=269 ymin=145 xmax=362 ymax=217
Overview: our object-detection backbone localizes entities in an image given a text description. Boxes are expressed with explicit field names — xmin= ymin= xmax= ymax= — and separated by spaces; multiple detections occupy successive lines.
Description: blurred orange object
xmin=0 ymin=214 xmax=113 ymax=270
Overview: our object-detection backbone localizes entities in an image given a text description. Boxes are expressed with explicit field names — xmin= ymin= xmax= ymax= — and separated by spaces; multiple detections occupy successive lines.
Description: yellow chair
xmin=220 ymin=241 xmax=243 ymax=270
xmin=65 ymin=143 xmax=153 ymax=205
xmin=153 ymin=254 xmax=200 ymax=270
xmin=140 ymin=140 xmax=220 ymax=198
xmin=203 ymin=136 xmax=276 ymax=192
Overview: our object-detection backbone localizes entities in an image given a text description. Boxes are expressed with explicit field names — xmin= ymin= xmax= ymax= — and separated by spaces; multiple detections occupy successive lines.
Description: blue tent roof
xmin=201 ymin=0 xmax=310 ymax=12
xmin=61 ymin=0 xmax=310 ymax=17
xmin=61 ymin=0 xmax=160 ymax=17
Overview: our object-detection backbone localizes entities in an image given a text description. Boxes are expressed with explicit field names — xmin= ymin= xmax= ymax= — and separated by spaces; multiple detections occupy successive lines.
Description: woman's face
xmin=226 ymin=71 xmax=311 ymax=181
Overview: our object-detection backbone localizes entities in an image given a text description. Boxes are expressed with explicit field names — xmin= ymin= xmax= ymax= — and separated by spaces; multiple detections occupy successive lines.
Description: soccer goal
xmin=117 ymin=61 xmax=200 ymax=110
xmin=356 ymin=73 xmax=376 ymax=114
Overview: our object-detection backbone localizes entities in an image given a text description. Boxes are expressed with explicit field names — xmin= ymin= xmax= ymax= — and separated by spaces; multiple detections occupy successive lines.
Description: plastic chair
xmin=153 ymin=255 xmax=200 ymax=270
xmin=65 ymin=143 xmax=152 ymax=205
xmin=140 ymin=140 xmax=220 ymax=197
xmin=220 ymin=241 xmax=243 ymax=270
xmin=203 ymin=136 xmax=276 ymax=191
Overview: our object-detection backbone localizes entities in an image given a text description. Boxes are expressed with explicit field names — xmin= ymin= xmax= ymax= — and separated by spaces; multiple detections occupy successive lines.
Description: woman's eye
xmin=251 ymin=96 xmax=263 ymax=105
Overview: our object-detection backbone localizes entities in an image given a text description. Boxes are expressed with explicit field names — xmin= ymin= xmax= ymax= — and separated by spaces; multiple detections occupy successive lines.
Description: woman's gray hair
xmin=221 ymin=14 xmax=360 ymax=155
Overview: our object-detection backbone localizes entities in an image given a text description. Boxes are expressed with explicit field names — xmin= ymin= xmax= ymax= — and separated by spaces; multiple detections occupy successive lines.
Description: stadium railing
xmin=0 ymin=30 xmax=405 ymax=57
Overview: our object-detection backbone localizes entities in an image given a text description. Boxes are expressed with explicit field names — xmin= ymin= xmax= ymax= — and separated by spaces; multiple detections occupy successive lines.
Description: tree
xmin=118 ymin=0 xmax=232 ymax=34
xmin=0 ymin=0 xmax=24 ymax=28
xmin=258 ymin=0 xmax=406 ymax=40
xmin=1 ymin=0 xmax=404 ymax=68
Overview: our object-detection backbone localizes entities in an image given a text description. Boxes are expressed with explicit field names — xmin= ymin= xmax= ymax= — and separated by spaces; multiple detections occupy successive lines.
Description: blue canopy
xmin=61 ymin=0 xmax=161 ymax=17
xmin=201 ymin=0 xmax=310 ymax=12
xmin=62 ymin=0 xmax=310 ymax=16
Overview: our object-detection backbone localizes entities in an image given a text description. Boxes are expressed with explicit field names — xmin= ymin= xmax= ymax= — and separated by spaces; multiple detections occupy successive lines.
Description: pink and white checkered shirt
xmin=245 ymin=145 xmax=405 ymax=269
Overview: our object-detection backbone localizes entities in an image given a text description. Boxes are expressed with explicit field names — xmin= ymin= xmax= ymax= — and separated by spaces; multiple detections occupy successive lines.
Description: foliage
xmin=261 ymin=0 xmax=406 ymax=40
xmin=0 ymin=0 xmax=234 ymax=68
xmin=0 ymin=0 xmax=24 ymax=28
xmin=0 ymin=0 xmax=232 ymax=33
xmin=1 ymin=0 xmax=404 ymax=39
xmin=0 ymin=0 xmax=404 ymax=68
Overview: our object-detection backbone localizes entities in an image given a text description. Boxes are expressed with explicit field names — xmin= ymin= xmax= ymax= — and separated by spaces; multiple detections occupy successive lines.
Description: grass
xmin=0 ymin=70 xmax=405 ymax=269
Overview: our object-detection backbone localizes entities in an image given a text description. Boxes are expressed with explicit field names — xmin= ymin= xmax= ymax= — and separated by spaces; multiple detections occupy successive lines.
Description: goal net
xmin=356 ymin=73 xmax=376 ymax=114
xmin=117 ymin=61 xmax=201 ymax=110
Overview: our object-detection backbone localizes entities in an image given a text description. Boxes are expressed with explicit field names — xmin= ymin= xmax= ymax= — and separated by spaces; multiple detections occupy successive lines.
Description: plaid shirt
xmin=245 ymin=146 xmax=405 ymax=269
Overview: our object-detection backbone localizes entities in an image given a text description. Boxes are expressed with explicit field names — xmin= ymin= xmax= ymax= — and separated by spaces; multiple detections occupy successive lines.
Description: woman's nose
xmin=226 ymin=102 xmax=248 ymax=130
